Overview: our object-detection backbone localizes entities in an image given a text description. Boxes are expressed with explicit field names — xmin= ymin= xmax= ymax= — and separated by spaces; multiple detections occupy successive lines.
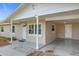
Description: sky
xmin=0 ymin=3 xmax=20 ymax=22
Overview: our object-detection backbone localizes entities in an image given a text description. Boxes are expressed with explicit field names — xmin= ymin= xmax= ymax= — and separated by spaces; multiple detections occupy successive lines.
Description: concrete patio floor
xmin=0 ymin=39 xmax=79 ymax=56
xmin=40 ymin=39 xmax=79 ymax=56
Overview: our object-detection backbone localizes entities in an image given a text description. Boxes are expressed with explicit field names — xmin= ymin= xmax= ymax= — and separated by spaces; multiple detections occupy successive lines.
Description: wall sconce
xmin=52 ymin=25 xmax=55 ymax=31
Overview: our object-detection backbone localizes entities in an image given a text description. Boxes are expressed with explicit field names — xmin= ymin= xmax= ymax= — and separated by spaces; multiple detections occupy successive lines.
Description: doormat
xmin=27 ymin=50 xmax=56 ymax=56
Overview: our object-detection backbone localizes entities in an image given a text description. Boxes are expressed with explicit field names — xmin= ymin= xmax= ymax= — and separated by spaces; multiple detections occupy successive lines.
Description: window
xmin=12 ymin=26 xmax=15 ymax=33
xmin=35 ymin=24 xmax=41 ymax=34
xmin=35 ymin=24 xmax=37 ymax=34
xmin=1 ymin=26 xmax=4 ymax=32
xmin=29 ymin=24 xmax=41 ymax=35
xmin=38 ymin=24 xmax=41 ymax=34
xmin=29 ymin=24 xmax=34 ymax=34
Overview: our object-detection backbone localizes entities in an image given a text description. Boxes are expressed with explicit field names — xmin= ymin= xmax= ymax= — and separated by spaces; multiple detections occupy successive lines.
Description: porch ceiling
xmin=48 ymin=19 xmax=79 ymax=23
xmin=13 ymin=16 xmax=45 ymax=23
xmin=13 ymin=17 xmax=35 ymax=24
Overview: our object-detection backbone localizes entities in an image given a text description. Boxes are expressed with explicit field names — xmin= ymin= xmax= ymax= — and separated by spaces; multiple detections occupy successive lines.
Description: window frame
xmin=29 ymin=24 xmax=34 ymax=34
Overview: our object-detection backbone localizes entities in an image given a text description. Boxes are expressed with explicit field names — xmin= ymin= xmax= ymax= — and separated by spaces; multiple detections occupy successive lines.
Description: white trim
xmin=10 ymin=19 xmax=13 ymax=44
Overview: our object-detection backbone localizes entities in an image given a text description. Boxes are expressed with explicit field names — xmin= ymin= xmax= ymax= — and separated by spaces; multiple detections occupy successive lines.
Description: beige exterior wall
xmin=56 ymin=23 xmax=65 ymax=38
xmin=72 ymin=23 xmax=79 ymax=40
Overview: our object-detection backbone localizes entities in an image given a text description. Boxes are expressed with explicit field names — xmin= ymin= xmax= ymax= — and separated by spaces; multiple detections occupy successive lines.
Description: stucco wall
xmin=45 ymin=21 xmax=56 ymax=44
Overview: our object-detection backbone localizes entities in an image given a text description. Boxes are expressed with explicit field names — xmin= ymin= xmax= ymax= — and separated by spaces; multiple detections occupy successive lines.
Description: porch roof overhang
xmin=14 ymin=3 xmax=79 ymax=21
xmin=12 ymin=9 xmax=79 ymax=24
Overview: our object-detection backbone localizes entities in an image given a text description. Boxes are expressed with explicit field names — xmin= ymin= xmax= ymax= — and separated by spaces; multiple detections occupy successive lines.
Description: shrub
xmin=0 ymin=36 xmax=10 ymax=41
xmin=12 ymin=37 xmax=17 ymax=41
xmin=0 ymin=36 xmax=17 ymax=41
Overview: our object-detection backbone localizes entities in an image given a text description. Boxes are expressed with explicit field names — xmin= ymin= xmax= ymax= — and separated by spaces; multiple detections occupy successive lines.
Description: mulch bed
xmin=27 ymin=50 xmax=56 ymax=56
xmin=0 ymin=39 xmax=10 ymax=47
xmin=0 ymin=43 xmax=10 ymax=47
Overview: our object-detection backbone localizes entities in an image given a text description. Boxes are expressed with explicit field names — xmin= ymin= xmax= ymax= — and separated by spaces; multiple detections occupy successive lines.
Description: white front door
xmin=65 ymin=24 xmax=72 ymax=39
xmin=22 ymin=26 xmax=27 ymax=39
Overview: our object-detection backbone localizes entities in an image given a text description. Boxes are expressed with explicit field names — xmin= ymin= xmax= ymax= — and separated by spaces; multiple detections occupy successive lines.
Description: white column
xmin=35 ymin=15 xmax=39 ymax=49
xmin=10 ymin=19 xmax=13 ymax=44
